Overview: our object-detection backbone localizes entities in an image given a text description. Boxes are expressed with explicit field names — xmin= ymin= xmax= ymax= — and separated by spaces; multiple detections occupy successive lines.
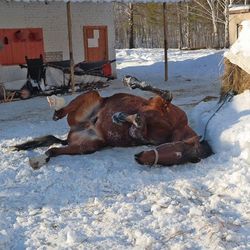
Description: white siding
xmin=0 ymin=1 xmax=116 ymax=83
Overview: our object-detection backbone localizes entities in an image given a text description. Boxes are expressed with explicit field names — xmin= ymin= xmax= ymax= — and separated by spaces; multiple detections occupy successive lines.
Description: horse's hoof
xmin=53 ymin=115 xmax=59 ymax=121
xmin=7 ymin=146 xmax=18 ymax=152
xmin=29 ymin=155 xmax=49 ymax=170
xmin=163 ymin=92 xmax=173 ymax=102
xmin=112 ymin=112 xmax=128 ymax=125
xmin=123 ymin=75 xmax=139 ymax=89
xmin=47 ymin=95 xmax=65 ymax=111
xmin=134 ymin=114 xmax=143 ymax=128
xmin=53 ymin=109 xmax=65 ymax=121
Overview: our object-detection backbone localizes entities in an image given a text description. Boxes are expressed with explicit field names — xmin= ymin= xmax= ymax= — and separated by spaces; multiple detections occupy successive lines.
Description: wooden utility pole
xmin=163 ymin=2 xmax=168 ymax=81
xmin=66 ymin=1 xmax=75 ymax=92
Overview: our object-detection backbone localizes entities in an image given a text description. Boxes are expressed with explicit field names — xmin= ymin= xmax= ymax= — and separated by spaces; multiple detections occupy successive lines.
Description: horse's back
xmin=104 ymin=93 xmax=148 ymax=112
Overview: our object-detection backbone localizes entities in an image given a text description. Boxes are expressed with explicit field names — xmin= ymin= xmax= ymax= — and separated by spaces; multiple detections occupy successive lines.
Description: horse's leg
xmin=123 ymin=75 xmax=172 ymax=101
xmin=112 ymin=112 xmax=142 ymax=127
xmin=28 ymin=145 xmax=82 ymax=170
xmin=52 ymin=91 xmax=102 ymax=126
xmin=13 ymin=135 xmax=67 ymax=151
xmin=29 ymin=131 xmax=105 ymax=169
xmin=46 ymin=138 xmax=105 ymax=157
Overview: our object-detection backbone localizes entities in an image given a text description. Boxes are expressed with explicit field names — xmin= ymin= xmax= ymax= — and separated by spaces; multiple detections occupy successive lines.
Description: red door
xmin=83 ymin=26 xmax=108 ymax=62
xmin=25 ymin=28 xmax=44 ymax=60
xmin=0 ymin=28 xmax=44 ymax=65
xmin=0 ymin=30 xmax=13 ymax=65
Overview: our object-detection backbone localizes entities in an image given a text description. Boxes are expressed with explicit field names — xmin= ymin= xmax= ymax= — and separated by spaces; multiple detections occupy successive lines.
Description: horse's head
xmin=134 ymin=136 xmax=213 ymax=167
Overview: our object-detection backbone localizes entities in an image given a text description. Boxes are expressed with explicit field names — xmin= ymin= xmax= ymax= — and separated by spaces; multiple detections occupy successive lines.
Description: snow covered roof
xmin=11 ymin=0 xmax=181 ymax=3
xmin=229 ymin=4 xmax=250 ymax=13
xmin=224 ymin=20 xmax=250 ymax=74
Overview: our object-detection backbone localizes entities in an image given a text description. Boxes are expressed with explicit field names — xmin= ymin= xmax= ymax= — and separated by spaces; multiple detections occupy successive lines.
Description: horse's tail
xmin=13 ymin=135 xmax=68 ymax=151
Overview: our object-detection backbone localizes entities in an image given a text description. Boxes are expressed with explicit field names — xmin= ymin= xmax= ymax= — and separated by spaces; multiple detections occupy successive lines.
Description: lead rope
xmin=201 ymin=90 xmax=234 ymax=142
xmin=152 ymin=148 xmax=159 ymax=166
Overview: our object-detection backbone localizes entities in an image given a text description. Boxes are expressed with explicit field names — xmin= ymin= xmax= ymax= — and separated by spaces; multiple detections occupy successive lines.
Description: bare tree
xmin=218 ymin=0 xmax=244 ymax=48
xmin=128 ymin=3 xmax=135 ymax=49
xmin=220 ymin=0 xmax=230 ymax=47
xmin=193 ymin=0 xmax=220 ymax=48
xmin=176 ymin=2 xmax=184 ymax=49
xmin=114 ymin=1 xmax=247 ymax=49
xmin=185 ymin=1 xmax=191 ymax=49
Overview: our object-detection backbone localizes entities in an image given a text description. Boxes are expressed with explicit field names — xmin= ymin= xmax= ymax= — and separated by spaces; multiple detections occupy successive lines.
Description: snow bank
xmin=192 ymin=90 xmax=250 ymax=163
xmin=229 ymin=4 xmax=250 ymax=12
xmin=116 ymin=48 xmax=223 ymax=108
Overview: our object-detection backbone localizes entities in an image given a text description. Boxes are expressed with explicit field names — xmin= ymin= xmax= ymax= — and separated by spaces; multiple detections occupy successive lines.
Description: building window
xmin=45 ymin=51 xmax=63 ymax=62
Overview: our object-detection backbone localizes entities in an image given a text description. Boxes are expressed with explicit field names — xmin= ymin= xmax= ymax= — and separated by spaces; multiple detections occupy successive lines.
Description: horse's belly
xmin=96 ymin=111 xmax=139 ymax=147
xmin=102 ymin=123 xmax=138 ymax=147
xmin=94 ymin=100 xmax=140 ymax=146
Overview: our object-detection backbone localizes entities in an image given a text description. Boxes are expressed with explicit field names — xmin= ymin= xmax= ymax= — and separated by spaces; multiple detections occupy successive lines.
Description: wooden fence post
xmin=163 ymin=2 xmax=168 ymax=81
xmin=67 ymin=1 xmax=75 ymax=92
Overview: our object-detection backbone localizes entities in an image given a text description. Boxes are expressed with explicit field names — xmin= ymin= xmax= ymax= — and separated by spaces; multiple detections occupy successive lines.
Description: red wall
xmin=0 ymin=28 xmax=44 ymax=65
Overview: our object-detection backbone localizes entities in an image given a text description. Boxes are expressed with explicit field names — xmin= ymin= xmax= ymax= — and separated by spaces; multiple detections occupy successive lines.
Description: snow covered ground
xmin=0 ymin=49 xmax=250 ymax=249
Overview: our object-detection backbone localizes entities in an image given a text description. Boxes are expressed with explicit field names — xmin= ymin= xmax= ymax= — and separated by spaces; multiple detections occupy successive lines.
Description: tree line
xmin=114 ymin=0 xmax=246 ymax=49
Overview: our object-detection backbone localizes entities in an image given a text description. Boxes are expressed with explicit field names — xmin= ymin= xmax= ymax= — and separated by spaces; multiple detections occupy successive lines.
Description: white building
xmin=0 ymin=0 xmax=116 ymax=84
xmin=0 ymin=0 xmax=180 ymax=88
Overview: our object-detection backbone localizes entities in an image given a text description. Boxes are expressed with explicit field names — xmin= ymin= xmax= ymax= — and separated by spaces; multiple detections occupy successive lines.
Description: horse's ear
xmin=183 ymin=136 xmax=200 ymax=145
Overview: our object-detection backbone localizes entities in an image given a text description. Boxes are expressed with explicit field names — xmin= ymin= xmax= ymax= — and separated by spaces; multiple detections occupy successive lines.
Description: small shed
xmin=221 ymin=3 xmax=250 ymax=98
xmin=229 ymin=4 xmax=250 ymax=45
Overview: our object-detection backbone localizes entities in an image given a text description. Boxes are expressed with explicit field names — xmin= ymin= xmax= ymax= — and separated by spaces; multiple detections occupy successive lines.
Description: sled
xmin=16 ymin=57 xmax=115 ymax=99
xmin=47 ymin=59 xmax=116 ymax=87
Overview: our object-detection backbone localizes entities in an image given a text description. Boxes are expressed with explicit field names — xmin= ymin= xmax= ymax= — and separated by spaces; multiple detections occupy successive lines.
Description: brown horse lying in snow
xmin=14 ymin=76 xmax=212 ymax=169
